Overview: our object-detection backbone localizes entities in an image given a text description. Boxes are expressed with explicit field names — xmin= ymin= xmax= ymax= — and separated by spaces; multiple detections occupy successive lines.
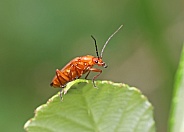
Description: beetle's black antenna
xmin=91 ymin=35 xmax=99 ymax=58
xmin=100 ymin=25 xmax=123 ymax=58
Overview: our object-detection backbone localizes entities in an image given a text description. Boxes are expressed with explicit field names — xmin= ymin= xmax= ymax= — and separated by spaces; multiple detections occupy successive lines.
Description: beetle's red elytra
xmin=50 ymin=25 xmax=123 ymax=90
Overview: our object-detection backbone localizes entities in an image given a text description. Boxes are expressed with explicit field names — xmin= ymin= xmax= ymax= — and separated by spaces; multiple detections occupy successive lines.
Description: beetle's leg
xmin=88 ymin=68 xmax=102 ymax=87
xmin=55 ymin=69 xmax=70 ymax=100
xmin=60 ymin=89 xmax=64 ymax=101
xmin=85 ymin=71 xmax=91 ymax=79
xmin=55 ymin=70 xmax=64 ymax=100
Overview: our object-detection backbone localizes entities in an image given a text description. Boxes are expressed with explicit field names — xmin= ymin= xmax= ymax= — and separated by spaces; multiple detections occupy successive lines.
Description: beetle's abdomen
xmin=50 ymin=69 xmax=71 ymax=88
xmin=50 ymin=57 xmax=93 ymax=88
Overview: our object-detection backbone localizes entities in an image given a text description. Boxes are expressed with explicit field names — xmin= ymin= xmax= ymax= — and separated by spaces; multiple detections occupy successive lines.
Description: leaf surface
xmin=25 ymin=79 xmax=155 ymax=132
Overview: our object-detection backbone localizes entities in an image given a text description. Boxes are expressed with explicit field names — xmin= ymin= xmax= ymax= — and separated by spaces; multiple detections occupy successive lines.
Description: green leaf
xmin=169 ymin=45 xmax=184 ymax=132
xmin=24 ymin=79 xmax=155 ymax=132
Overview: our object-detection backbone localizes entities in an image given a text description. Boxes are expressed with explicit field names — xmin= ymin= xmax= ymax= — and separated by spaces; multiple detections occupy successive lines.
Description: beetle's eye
xmin=95 ymin=60 xmax=98 ymax=63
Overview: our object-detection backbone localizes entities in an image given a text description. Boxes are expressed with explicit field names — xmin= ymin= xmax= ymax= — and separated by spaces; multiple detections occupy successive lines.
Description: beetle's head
xmin=91 ymin=25 xmax=122 ymax=69
xmin=93 ymin=57 xmax=108 ymax=68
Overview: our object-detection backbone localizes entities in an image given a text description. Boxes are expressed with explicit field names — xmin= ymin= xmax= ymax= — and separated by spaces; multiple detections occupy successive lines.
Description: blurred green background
xmin=0 ymin=0 xmax=183 ymax=132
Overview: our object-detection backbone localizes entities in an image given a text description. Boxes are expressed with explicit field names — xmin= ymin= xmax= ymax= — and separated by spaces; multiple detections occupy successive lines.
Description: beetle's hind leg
xmin=59 ymin=89 xmax=63 ymax=101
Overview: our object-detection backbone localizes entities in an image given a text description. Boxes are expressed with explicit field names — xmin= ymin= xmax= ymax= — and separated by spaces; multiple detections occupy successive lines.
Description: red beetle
xmin=50 ymin=25 xmax=123 ymax=90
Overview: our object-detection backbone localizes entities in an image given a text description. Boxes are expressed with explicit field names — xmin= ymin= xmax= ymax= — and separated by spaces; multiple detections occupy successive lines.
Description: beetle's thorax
xmin=80 ymin=55 xmax=107 ymax=68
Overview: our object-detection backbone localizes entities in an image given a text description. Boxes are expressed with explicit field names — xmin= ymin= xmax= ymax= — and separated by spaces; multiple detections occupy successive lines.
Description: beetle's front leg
xmin=88 ymin=68 xmax=102 ymax=87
